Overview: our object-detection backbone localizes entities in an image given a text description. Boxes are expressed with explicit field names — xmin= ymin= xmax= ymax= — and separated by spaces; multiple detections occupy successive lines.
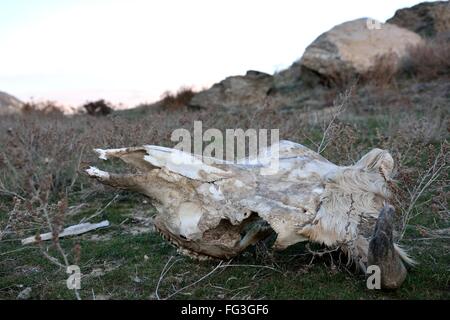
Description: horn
xmin=368 ymin=205 xmax=407 ymax=289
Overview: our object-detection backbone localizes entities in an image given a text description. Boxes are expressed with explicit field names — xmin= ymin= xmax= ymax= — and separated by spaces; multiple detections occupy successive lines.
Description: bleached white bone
xmin=21 ymin=220 xmax=110 ymax=245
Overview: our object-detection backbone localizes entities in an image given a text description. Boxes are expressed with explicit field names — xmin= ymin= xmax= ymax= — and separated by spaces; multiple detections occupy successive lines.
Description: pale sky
xmin=0 ymin=0 xmax=429 ymax=108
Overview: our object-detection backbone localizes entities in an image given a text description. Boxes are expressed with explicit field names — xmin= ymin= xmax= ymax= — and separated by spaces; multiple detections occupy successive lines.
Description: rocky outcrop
xmin=189 ymin=70 xmax=273 ymax=109
xmin=188 ymin=70 xmax=328 ymax=113
xmin=186 ymin=12 xmax=433 ymax=111
xmin=297 ymin=18 xmax=423 ymax=84
xmin=0 ymin=91 xmax=23 ymax=114
xmin=387 ymin=1 xmax=450 ymax=38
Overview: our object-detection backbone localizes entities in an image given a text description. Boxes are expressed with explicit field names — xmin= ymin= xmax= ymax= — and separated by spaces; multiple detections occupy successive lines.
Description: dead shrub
xmin=9 ymin=193 xmax=82 ymax=299
xmin=21 ymin=101 xmax=65 ymax=117
xmin=160 ymin=87 xmax=195 ymax=109
xmin=82 ymin=100 xmax=113 ymax=116
xmin=398 ymin=38 xmax=450 ymax=81
xmin=359 ymin=38 xmax=450 ymax=87
xmin=361 ymin=52 xmax=399 ymax=87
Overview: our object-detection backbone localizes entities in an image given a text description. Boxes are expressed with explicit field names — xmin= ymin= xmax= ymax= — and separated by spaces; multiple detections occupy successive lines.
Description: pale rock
xmin=298 ymin=18 xmax=423 ymax=83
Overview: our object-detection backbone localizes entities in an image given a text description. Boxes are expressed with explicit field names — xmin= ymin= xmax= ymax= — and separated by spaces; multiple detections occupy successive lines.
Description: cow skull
xmin=86 ymin=140 xmax=413 ymax=289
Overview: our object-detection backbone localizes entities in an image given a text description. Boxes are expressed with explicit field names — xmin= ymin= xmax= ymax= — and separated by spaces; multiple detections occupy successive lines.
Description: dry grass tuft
xmin=398 ymin=36 xmax=450 ymax=81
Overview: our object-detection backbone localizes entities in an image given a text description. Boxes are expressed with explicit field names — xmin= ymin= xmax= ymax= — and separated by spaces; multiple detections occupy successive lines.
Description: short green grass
xmin=1 ymin=192 xmax=448 ymax=300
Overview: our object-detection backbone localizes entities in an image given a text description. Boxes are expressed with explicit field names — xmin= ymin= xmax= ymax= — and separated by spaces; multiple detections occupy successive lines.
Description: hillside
xmin=0 ymin=91 xmax=23 ymax=114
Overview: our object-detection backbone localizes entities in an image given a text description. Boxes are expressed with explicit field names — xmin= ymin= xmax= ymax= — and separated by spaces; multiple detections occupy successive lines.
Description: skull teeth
xmin=154 ymin=224 xmax=213 ymax=261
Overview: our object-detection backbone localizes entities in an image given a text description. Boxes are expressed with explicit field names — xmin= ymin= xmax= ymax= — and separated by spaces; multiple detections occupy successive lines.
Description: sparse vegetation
xmin=82 ymin=100 xmax=113 ymax=116
xmin=160 ymin=87 xmax=196 ymax=110
xmin=21 ymin=101 xmax=66 ymax=116
xmin=399 ymin=35 xmax=450 ymax=81
xmin=0 ymin=71 xmax=448 ymax=299
xmin=361 ymin=36 xmax=450 ymax=87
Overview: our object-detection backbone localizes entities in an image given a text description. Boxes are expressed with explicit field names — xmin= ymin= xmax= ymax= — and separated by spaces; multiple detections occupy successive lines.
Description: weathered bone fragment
xmin=21 ymin=220 xmax=110 ymax=245
xmin=87 ymin=140 xmax=412 ymax=288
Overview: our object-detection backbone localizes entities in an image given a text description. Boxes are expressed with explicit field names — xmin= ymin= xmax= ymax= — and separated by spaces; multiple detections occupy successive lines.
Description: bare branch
xmin=317 ymin=86 xmax=353 ymax=154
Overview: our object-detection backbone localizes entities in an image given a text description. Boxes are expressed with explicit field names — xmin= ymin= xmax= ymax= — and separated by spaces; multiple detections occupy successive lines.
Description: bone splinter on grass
xmin=21 ymin=220 xmax=110 ymax=245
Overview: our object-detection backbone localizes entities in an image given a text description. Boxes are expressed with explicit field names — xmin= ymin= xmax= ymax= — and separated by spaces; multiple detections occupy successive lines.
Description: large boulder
xmin=0 ymin=91 xmax=23 ymax=114
xmin=298 ymin=18 xmax=424 ymax=84
xmin=189 ymin=70 xmax=273 ymax=109
xmin=387 ymin=1 xmax=450 ymax=38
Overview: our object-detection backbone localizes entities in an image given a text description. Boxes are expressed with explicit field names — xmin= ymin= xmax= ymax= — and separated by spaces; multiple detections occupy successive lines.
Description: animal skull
xmin=86 ymin=140 xmax=412 ymax=289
